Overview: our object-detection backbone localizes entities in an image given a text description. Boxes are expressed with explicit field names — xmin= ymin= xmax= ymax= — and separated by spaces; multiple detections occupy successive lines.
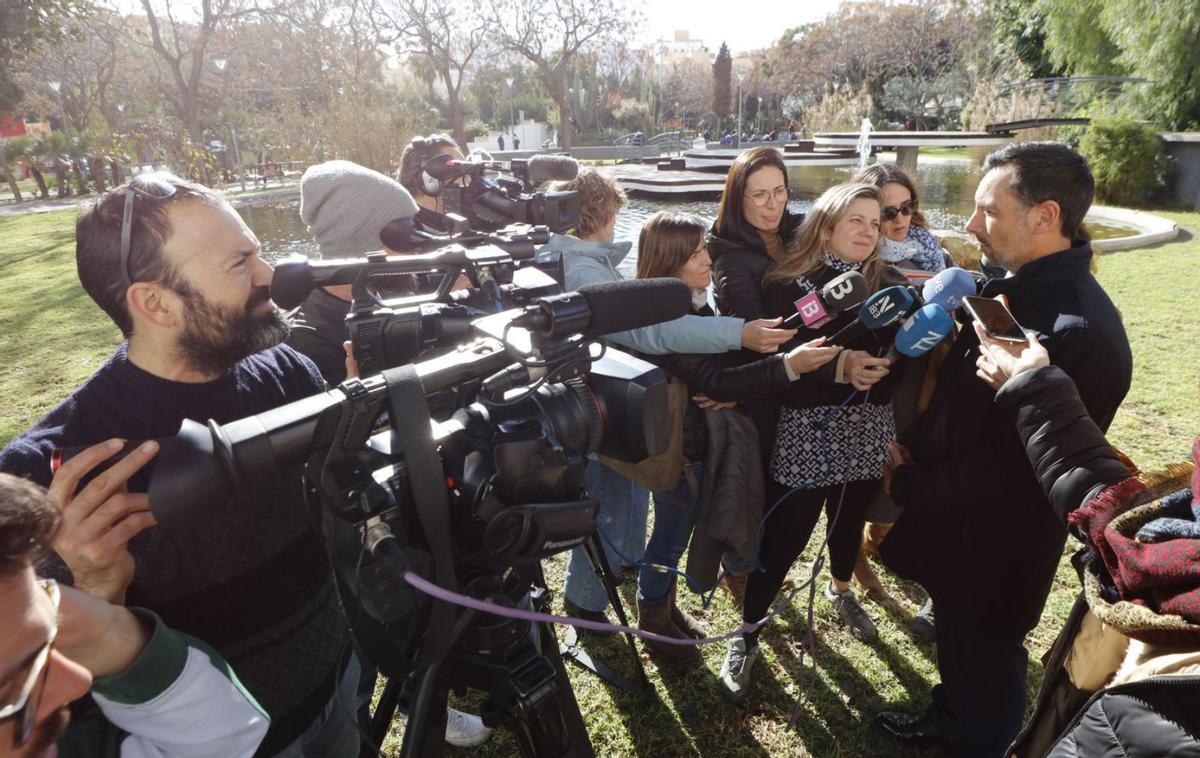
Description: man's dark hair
xmin=0 ymin=474 xmax=60 ymax=577
xmin=75 ymin=175 xmax=224 ymax=337
xmin=982 ymin=141 xmax=1095 ymax=238
xmin=396 ymin=133 xmax=460 ymax=196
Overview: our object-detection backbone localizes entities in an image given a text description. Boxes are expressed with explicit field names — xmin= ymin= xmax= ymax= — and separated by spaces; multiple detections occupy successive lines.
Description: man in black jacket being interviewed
xmin=876 ymin=142 xmax=1133 ymax=758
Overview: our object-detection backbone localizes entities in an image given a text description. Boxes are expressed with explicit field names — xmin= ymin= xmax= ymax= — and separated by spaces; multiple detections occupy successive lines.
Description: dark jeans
xmin=742 ymin=478 xmax=880 ymax=625
xmin=922 ymin=613 xmax=1029 ymax=758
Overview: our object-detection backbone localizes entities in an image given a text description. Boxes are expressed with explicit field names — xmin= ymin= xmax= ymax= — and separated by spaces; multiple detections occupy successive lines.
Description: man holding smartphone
xmin=876 ymin=142 xmax=1133 ymax=758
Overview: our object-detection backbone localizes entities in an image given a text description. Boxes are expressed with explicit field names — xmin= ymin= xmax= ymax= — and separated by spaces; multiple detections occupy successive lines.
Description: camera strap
xmin=383 ymin=364 xmax=460 ymax=670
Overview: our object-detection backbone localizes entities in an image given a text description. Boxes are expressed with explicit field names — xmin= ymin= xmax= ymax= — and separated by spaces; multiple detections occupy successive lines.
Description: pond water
xmin=240 ymin=160 xmax=1134 ymax=277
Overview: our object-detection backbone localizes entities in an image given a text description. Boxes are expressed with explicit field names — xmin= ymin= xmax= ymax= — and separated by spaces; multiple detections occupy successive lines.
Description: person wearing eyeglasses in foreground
xmin=0 ymin=470 xmax=268 ymax=758
xmin=0 ymin=174 xmax=359 ymax=756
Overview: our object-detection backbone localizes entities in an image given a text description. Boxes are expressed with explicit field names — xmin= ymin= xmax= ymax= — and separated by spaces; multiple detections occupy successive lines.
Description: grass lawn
xmin=2 ymin=208 xmax=1198 ymax=756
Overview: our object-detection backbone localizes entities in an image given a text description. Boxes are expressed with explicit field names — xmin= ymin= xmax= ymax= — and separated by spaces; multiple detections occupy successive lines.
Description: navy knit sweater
xmin=0 ymin=343 xmax=349 ymax=756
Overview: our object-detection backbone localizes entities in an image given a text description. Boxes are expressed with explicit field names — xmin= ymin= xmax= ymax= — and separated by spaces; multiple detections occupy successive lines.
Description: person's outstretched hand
xmin=973 ymin=322 xmax=1049 ymax=390
xmin=741 ymin=318 xmax=797 ymax=353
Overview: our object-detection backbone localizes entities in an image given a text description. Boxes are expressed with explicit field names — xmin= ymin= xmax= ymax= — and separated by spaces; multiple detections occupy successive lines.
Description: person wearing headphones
xmin=396 ymin=134 xmax=465 ymax=226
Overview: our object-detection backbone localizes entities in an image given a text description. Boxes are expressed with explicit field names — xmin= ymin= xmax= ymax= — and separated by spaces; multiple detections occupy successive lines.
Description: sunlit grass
xmin=1 ymin=207 xmax=1196 ymax=756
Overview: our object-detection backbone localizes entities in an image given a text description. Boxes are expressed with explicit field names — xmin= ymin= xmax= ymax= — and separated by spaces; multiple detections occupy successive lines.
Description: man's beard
xmin=22 ymin=706 xmax=69 ymax=757
xmin=175 ymin=283 xmax=289 ymax=376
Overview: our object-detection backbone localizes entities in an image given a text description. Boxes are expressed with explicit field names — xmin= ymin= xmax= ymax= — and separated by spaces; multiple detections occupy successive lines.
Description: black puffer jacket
xmin=642 ymin=303 xmax=795 ymax=462
xmin=881 ymin=240 xmax=1133 ymax=637
xmin=709 ymin=209 xmax=803 ymax=320
xmin=994 ymin=366 xmax=1200 ymax=757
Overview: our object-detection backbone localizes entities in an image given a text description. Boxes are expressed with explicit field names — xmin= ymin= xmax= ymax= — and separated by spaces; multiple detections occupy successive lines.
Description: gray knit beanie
xmin=299 ymin=160 xmax=420 ymax=258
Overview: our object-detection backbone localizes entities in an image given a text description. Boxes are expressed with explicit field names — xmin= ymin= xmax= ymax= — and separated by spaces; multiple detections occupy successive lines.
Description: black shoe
xmin=876 ymin=711 xmax=948 ymax=744
xmin=563 ymin=598 xmax=616 ymax=638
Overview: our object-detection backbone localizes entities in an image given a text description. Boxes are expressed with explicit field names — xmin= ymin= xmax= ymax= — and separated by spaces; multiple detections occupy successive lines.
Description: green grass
xmin=2 ymin=207 xmax=1198 ymax=756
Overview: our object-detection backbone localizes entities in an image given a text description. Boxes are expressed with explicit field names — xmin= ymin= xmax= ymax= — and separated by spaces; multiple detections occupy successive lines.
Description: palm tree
xmin=21 ymin=136 xmax=51 ymax=199
xmin=3 ymin=137 xmax=28 ymax=202
xmin=39 ymin=132 xmax=70 ymax=198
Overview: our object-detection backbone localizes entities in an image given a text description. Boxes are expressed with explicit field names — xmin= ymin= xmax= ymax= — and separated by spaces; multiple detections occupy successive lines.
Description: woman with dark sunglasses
xmin=853 ymin=164 xmax=947 ymax=274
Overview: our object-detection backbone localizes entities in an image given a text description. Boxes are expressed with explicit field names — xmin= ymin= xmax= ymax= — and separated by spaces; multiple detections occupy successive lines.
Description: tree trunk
xmin=555 ymin=77 xmax=573 ymax=149
xmin=111 ymin=160 xmax=122 ymax=187
xmin=53 ymin=163 xmax=69 ymax=197
xmin=92 ymin=156 xmax=107 ymax=193
xmin=448 ymin=88 xmax=466 ymax=149
xmin=71 ymin=161 xmax=87 ymax=194
xmin=28 ymin=166 xmax=49 ymax=199
xmin=4 ymin=163 xmax=23 ymax=202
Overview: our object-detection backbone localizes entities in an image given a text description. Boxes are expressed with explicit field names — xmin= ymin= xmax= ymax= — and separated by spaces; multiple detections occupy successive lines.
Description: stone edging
xmin=1087 ymin=205 xmax=1180 ymax=252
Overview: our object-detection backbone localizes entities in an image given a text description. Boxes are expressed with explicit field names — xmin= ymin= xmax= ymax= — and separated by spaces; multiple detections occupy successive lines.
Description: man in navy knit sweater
xmin=0 ymin=174 xmax=357 ymax=756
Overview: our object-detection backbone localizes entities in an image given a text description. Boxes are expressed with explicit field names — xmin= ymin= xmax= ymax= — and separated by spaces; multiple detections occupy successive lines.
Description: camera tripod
xmin=361 ymin=531 xmax=651 ymax=757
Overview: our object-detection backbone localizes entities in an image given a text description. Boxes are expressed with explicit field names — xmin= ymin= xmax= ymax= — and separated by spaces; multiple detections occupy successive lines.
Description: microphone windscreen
xmin=859 ymin=285 xmax=916 ymax=329
xmin=528 ymin=154 xmax=581 ymax=183
xmin=577 ymin=278 xmax=691 ymax=337
xmin=895 ymin=304 xmax=954 ymax=357
xmin=820 ymin=271 xmax=870 ymax=313
xmin=270 ymin=257 xmax=315 ymax=310
xmin=420 ymin=153 xmax=460 ymax=180
xmin=922 ymin=267 xmax=977 ymax=312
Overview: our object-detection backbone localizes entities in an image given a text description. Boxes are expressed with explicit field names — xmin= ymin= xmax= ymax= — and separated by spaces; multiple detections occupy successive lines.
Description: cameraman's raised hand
xmin=741 ymin=317 xmax=797 ymax=354
xmin=47 ymin=438 xmax=159 ymax=605
xmin=973 ymin=322 xmax=1049 ymax=390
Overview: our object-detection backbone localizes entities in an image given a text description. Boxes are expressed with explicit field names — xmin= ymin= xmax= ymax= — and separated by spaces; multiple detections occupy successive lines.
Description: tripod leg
xmin=398 ymin=663 xmax=449 ymax=758
xmin=583 ymin=533 xmax=651 ymax=692
xmin=365 ymin=676 xmax=403 ymax=756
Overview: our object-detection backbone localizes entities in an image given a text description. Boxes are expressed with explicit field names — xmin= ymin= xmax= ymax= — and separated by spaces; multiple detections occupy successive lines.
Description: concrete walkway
xmin=0 ymin=180 xmax=300 ymax=218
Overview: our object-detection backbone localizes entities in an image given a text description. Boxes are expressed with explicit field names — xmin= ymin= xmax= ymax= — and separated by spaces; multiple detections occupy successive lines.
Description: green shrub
xmin=464 ymin=118 xmax=490 ymax=142
xmin=1078 ymin=117 xmax=1166 ymax=205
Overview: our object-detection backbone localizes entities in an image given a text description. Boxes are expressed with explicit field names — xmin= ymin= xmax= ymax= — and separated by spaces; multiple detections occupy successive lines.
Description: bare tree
xmin=372 ymin=0 xmax=488 ymax=147
xmin=129 ymin=0 xmax=274 ymax=143
xmin=488 ymin=0 xmax=637 ymax=148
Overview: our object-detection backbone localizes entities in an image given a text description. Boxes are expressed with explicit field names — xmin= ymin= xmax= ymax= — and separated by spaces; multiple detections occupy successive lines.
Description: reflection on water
xmin=242 ymin=160 xmax=1132 ymax=278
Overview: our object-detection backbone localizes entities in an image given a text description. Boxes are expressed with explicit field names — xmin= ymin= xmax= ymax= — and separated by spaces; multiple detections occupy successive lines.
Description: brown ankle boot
xmin=638 ymin=599 xmax=701 ymax=661
xmin=852 ymin=546 xmax=889 ymax=602
xmin=720 ymin=572 xmax=747 ymax=608
xmin=667 ymin=579 xmax=706 ymax=640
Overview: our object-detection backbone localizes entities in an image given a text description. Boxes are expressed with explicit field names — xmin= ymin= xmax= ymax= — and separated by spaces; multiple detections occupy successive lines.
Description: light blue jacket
xmin=539 ymin=233 xmax=744 ymax=355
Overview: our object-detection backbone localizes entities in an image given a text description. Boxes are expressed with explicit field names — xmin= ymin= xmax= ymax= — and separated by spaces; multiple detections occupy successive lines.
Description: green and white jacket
xmin=58 ymin=611 xmax=269 ymax=758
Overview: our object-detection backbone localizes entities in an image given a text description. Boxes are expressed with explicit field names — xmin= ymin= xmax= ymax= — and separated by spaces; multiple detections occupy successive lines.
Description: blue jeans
xmin=638 ymin=462 xmax=703 ymax=607
xmin=274 ymin=654 xmax=362 ymax=757
xmin=562 ymin=459 xmax=649 ymax=613
xmin=922 ymin=613 xmax=1029 ymax=758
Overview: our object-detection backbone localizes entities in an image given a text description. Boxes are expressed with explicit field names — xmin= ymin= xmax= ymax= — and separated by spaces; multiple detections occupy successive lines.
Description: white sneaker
xmin=444 ymin=707 xmax=493 ymax=748
xmin=718 ymin=636 xmax=759 ymax=701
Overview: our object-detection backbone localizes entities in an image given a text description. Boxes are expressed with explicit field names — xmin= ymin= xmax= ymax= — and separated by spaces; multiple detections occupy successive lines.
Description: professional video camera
xmin=272 ymin=223 xmax=571 ymax=375
xmin=419 ymin=152 xmax=583 ymax=234
xmin=132 ymin=254 xmax=691 ymax=756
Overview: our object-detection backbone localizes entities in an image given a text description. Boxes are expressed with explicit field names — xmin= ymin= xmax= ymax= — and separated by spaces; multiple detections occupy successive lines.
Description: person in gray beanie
xmin=284 ymin=160 xmax=421 ymax=385
xmin=285 ymin=160 xmax=494 ymax=748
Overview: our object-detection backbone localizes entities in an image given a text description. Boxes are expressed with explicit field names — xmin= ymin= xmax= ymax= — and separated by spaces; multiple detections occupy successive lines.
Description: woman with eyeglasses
xmin=852 ymin=164 xmax=948 ymax=274
xmin=709 ymin=147 xmax=804 ymax=321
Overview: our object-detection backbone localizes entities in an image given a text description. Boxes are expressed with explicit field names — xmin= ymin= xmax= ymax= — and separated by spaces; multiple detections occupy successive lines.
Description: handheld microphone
xmin=511 ymin=277 xmax=691 ymax=339
xmin=782 ymin=271 xmax=870 ymax=329
xmin=886 ymin=303 xmax=955 ymax=362
xmin=827 ymin=285 xmax=916 ymax=346
xmin=526 ymin=154 xmax=580 ymax=184
xmin=921 ymin=267 xmax=977 ymax=312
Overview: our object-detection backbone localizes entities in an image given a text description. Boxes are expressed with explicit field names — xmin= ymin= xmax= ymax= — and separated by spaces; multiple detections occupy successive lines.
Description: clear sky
xmin=634 ymin=0 xmax=847 ymax=54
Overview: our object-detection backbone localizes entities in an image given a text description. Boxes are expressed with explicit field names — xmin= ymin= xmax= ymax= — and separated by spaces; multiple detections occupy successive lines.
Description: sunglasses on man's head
xmin=881 ymin=199 xmax=917 ymax=222
xmin=119 ymin=174 xmax=178 ymax=291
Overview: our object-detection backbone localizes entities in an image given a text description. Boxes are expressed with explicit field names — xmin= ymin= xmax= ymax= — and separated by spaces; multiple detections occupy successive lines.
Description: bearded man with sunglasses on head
xmin=0 ymin=175 xmax=359 ymax=757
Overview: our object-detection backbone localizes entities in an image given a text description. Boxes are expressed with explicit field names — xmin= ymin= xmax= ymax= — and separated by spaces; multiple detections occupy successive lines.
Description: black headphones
xmin=410 ymin=137 xmax=443 ymax=197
